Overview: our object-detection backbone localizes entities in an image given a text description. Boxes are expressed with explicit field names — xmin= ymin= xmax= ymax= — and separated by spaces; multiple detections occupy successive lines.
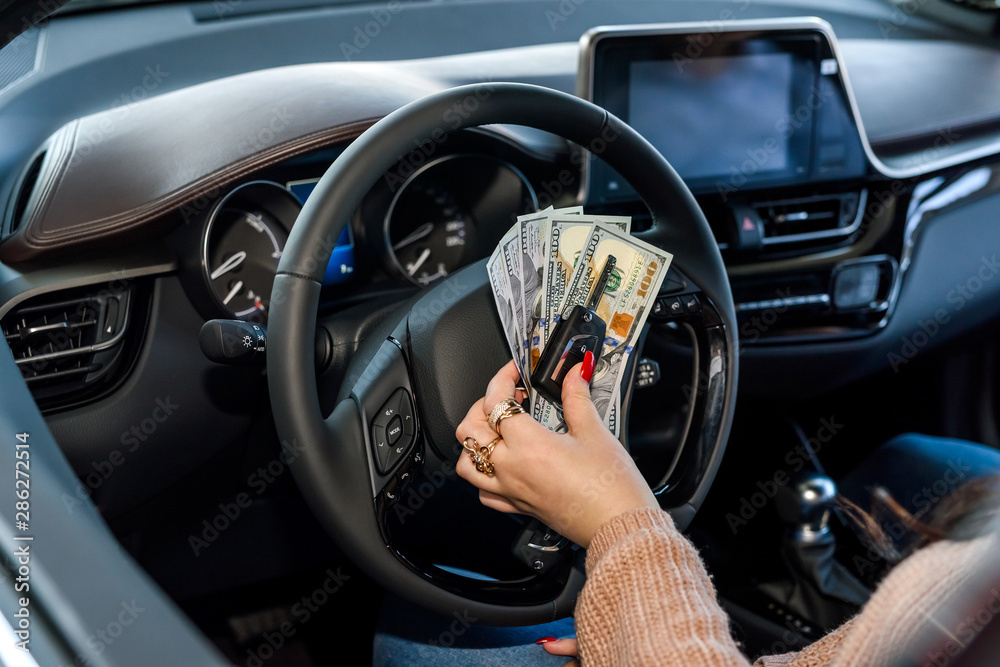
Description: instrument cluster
xmin=176 ymin=138 xmax=545 ymax=323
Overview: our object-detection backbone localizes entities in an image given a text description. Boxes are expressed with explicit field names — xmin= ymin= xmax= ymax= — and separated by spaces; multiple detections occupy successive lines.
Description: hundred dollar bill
xmin=562 ymin=222 xmax=672 ymax=421
xmin=498 ymin=224 xmax=529 ymax=381
xmin=486 ymin=244 xmax=523 ymax=383
xmin=532 ymin=386 xmax=620 ymax=436
xmin=539 ymin=214 xmax=630 ymax=352
xmin=518 ymin=206 xmax=582 ymax=375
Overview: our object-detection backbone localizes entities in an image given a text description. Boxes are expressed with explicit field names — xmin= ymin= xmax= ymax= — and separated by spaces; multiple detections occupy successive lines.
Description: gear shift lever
xmin=775 ymin=472 xmax=837 ymax=543
xmin=765 ymin=471 xmax=869 ymax=631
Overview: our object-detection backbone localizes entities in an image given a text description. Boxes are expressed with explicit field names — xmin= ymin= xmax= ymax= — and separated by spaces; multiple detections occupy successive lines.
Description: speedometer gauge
xmin=386 ymin=182 xmax=475 ymax=286
xmin=201 ymin=181 xmax=301 ymax=323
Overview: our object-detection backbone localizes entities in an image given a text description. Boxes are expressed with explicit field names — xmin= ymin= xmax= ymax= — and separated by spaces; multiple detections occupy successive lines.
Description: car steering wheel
xmin=267 ymin=83 xmax=737 ymax=625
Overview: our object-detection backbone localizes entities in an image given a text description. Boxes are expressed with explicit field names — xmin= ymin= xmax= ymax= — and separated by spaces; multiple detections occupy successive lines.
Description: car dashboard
xmin=3 ymin=0 xmax=1000 ymax=660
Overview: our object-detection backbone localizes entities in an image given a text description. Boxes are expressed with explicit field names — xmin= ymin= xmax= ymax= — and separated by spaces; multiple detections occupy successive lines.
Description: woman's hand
xmin=454 ymin=357 xmax=658 ymax=548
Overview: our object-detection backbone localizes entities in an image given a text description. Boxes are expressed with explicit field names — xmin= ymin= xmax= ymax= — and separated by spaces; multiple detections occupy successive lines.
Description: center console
xmin=578 ymin=19 xmax=903 ymax=343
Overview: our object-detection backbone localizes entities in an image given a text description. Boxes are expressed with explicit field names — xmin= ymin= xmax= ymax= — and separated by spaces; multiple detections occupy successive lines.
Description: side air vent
xmin=8 ymin=151 xmax=45 ymax=234
xmin=754 ymin=190 xmax=865 ymax=246
xmin=2 ymin=283 xmax=147 ymax=411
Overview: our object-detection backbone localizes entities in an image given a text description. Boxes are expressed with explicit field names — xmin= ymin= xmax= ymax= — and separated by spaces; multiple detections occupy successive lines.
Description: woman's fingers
xmin=560 ymin=358 xmax=603 ymax=436
xmin=483 ymin=360 xmax=528 ymax=418
xmin=539 ymin=637 xmax=578 ymax=657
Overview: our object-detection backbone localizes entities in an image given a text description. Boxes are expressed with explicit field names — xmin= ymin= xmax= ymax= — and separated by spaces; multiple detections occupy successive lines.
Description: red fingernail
xmin=581 ymin=351 xmax=595 ymax=383
xmin=536 ymin=637 xmax=557 ymax=644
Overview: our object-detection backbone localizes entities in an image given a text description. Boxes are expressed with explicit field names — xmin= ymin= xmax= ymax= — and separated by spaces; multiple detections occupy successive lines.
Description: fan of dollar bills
xmin=486 ymin=206 xmax=674 ymax=437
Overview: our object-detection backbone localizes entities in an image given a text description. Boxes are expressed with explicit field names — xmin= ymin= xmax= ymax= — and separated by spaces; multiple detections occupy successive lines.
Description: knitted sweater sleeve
xmin=575 ymin=506 xmax=752 ymax=666
xmin=573 ymin=506 xmax=993 ymax=667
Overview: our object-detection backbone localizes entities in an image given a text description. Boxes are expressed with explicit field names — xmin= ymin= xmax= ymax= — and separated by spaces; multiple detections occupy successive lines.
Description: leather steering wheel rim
xmin=268 ymin=83 xmax=738 ymax=625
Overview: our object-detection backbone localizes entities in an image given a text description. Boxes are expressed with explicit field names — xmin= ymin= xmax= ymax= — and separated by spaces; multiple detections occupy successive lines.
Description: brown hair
xmin=838 ymin=476 xmax=1000 ymax=563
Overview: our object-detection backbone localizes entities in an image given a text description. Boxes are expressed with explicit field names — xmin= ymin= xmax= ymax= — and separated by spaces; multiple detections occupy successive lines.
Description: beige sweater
xmin=576 ymin=507 xmax=994 ymax=666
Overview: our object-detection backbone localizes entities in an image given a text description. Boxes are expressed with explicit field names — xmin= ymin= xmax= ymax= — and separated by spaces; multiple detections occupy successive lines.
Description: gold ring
xmin=485 ymin=436 xmax=501 ymax=454
xmin=462 ymin=436 xmax=478 ymax=453
xmin=488 ymin=398 xmax=527 ymax=435
xmin=469 ymin=445 xmax=495 ymax=475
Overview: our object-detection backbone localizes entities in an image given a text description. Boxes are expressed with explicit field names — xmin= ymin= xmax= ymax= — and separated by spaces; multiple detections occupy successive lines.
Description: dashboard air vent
xmin=756 ymin=191 xmax=865 ymax=246
xmin=8 ymin=150 xmax=45 ymax=234
xmin=2 ymin=283 xmax=146 ymax=411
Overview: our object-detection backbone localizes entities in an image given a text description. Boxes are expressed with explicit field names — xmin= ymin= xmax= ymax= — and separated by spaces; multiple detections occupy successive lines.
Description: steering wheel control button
xmin=399 ymin=391 xmax=416 ymax=437
xmin=635 ymin=358 xmax=661 ymax=389
xmin=372 ymin=425 xmax=390 ymax=471
xmin=682 ymin=294 xmax=702 ymax=314
xmin=387 ymin=416 xmax=403 ymax=445
xmin=372 ymin=388 xmax=417 ymax=474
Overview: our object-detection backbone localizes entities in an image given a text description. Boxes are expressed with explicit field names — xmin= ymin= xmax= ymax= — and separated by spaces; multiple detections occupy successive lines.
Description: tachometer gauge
xmin=201 ymin=181 xmax=300 ymax=323
xmin=385 ymin=181 xmax=476 ymax=286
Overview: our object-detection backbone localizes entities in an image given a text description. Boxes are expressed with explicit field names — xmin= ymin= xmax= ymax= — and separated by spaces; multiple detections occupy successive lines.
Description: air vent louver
xmin=2 ymin=284 xmax=144 ymax=411
xmin=757 ymin=191 xmax=865 ymax=246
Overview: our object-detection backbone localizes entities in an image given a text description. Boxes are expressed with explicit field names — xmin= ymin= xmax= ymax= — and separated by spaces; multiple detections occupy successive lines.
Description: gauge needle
xmin=406 ymin=248 xmax=431 ymax=276
xmin=393 ymin=223 xmax=435 ymax=250
xmin=211 ymin=251 xmax=247 ymax=280
xmin=223 ymin=281 xmax=244 ymax=305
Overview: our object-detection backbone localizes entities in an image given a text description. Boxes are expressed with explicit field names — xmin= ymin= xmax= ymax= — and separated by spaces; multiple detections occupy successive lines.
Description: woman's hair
xmin=838 ymin=476 xmax=1000 ymax=563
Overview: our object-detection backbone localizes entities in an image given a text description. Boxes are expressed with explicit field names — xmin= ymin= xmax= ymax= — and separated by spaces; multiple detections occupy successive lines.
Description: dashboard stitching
xmin=3 ymin=117 xmax=384 ymax=257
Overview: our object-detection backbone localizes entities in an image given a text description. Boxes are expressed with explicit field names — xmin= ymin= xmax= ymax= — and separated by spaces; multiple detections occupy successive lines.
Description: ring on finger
xmin=469 ymin=444 xmax=496 ymax=475
xmin=462 ymin=436 xmax=479 ymax=453
xmin=488 ymin=398 xmax=526 ymax=435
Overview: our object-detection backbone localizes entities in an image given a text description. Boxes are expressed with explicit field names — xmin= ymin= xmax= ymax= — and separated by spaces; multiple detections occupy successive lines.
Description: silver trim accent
xmin=760 ymin=189 xmax=868 ymax=246
xmin=735 ymin=294 xmax=830 ymax=313
xmin=8 ymin=292 xmax=132 ymax=367
xmin=576 ymin=18 xmax=1000 ymax=203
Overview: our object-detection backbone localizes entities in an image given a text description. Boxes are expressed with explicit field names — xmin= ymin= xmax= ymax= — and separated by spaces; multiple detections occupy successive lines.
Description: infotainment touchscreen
xmin=580 ymin=22 xmax=868 ymax=203
xmin=628 ymin=53 xmax=795 ymax=181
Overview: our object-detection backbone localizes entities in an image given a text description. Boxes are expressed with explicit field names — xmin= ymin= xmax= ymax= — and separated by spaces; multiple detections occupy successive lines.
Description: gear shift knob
xmin=775 ymin=472 xmax=838 ymax=543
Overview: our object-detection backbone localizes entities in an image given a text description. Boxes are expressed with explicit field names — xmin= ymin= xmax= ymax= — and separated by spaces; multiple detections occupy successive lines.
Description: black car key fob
xmin=530 ymin=255 xmax=616 ymax=406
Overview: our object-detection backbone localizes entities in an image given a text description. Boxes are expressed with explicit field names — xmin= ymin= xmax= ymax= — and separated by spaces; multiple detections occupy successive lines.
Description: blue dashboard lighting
xmin=286 ymin=178 xmax=356 ymax=285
